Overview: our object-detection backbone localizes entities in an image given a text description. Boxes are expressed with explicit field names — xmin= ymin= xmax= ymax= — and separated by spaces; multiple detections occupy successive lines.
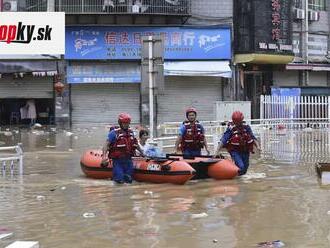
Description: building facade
xmin=0 ymin=0 xmax=235 ymax=127
xmin=234 ymin=0 xmax=330 ymax=118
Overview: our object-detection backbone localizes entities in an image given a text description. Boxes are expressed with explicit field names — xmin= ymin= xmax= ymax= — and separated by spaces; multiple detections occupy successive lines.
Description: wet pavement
xmin=1 ymin=126 xmax=330 ymax=247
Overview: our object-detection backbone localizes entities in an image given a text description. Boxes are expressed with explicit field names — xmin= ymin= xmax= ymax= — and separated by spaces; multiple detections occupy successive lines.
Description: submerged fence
xmin=0 ymin=145 xmax=23 ymax=176
xmin=259 ymin=130 xmax=330 ymax=163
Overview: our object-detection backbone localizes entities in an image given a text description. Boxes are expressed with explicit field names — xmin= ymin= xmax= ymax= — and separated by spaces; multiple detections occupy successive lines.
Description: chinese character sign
xmin=271 ymin=0 xmax=281 ymax=40
xmin=65 ymin=26 xmax=231 ymax=60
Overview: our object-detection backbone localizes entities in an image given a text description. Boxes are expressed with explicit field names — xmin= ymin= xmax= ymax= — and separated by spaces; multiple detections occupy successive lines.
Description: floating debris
xmin=191 ymin=212 xmax=208 ymax=219
xmin=45 ymin=145 xmax=56 ymax=148
xmin=144 ymin=190 xmax=153 ymax=195
xmin=3 ymin=131 xmax=13 ymax=137
xmin=321 ymin=172 xmax=330 ymax=185
xmin=5 ymin=241 xmax=39 ymax=248
xmin=0 ymin=232 xmax=13 ymax=240
xmin=83 ymin=212 xmax=96 ymax=218
xmin=65 ymin=131 xmax=74 ymax=137
xmin=33 ymin=123 xmax=42 ymax=128
xmin=241 ymin=173 xmax=266 ymax=180
xmin=257 ymin=240 xmax=285 ymax=248
xmin=36 ymin=195 xmax=45 ymax=201
xmin=31 ymin=131 xmax=45 ymax=136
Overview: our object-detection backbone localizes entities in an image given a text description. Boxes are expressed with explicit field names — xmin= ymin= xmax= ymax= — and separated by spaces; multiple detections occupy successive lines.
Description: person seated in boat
xmin=174 ymin=107 xmax=210 ymax=157
xmin=138 ymin=129 xmax=165 ymax=158
xmin=214 ymin=111 xmax=261 ymax=176
xmin=102 ymin=113 xmax=144 ymax=184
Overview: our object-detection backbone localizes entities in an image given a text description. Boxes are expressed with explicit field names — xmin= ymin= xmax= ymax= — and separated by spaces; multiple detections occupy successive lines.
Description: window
xmin=294 ymin=0 xmax=302 ymax=8
xmin=294 ymin=0 xmax=326 ymax=10
xmin=308 ymin=0 xmax=326 ymax=11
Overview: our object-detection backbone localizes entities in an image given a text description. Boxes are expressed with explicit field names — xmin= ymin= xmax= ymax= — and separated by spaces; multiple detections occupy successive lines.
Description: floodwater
xmin=0 ymin=126 xmax=330 ymax=248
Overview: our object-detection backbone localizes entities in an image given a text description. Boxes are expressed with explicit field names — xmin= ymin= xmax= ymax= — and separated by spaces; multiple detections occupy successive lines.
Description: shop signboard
xmin=65 ymin=26 xmax=231 ymax=60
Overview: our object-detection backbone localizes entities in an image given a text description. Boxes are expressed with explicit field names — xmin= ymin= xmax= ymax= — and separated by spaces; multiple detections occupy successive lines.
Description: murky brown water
xmin=1 ymin=126 xmax=330 ymax=248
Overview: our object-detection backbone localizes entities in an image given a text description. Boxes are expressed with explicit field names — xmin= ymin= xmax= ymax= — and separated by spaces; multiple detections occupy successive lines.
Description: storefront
xmin=0 ymin=60 xmax=58 ymax=125
xmin=67 ymin=61 xmax=141 ymax=125
xmin=66 ymin=26 xmax=232 ymax=126
xmin=234 ymin=0 xmax=294 ymax=118
xmin=275 ymin=33 xmax=330 ymax=88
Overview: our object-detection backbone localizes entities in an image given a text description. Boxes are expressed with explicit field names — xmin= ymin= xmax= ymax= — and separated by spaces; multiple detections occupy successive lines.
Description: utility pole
xmin=303 ymin=0 xmax=309 ymax=86
xmin=141 ymin=35 xmax=164 ymax=141
xmin=148 ymin=36 xmax=155 ymax=140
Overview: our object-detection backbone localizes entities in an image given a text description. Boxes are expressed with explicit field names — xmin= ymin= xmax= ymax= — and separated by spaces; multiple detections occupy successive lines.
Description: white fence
xmin=260 ymin=95 xmax=330 ymax=128
xmin=155 ymin=95 xmax=330 ymax=152
xmin=260 ymin=130 xmax=330 ymax=163
xmin=0 ymin=145 xmax=23 ymax=176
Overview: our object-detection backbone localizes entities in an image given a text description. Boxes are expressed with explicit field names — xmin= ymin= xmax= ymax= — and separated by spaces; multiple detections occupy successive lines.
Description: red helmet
xmin=118 ymin=113 xmax=131 ymax=124
xmin=232 ymin=111 xmax=244 ymax=124
xmin=186 ymin=107 xmax=197 ymax=117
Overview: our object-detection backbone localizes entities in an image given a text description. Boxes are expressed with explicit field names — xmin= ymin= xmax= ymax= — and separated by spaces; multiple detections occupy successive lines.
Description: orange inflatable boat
xmin=80 ymin=150 xmax=196 ymax=185
xmin=166 ymin=154 xmax=238 ymax=180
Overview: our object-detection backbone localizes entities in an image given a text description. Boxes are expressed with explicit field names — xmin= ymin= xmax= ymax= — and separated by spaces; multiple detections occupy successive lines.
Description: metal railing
xmin=25 ymin=0 xmax=191 ymax=15
xmin=154 ymin=134 xmax=218 ymax=153
xmin=155 ymin=117 xmax=330 ymax=153
xmin=260 ymin=95 xmax=330 ymax=125
xmin=259 ymin=129 xmax=330 ymax=163
xmin=0 ymin=145 xmax=23 ymax=176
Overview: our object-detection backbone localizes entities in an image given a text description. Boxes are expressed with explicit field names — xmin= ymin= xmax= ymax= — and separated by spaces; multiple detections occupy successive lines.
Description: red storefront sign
xmin=271 ymin=0 xmax=281 ymax=40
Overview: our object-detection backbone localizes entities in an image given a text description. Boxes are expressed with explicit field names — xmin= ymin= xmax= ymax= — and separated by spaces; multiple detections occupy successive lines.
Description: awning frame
xmin=164 ymin=61 xmax=232 ymax=78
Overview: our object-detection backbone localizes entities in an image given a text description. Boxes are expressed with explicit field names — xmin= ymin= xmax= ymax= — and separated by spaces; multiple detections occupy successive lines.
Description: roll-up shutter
xmin=157 ymin=76 xmax=223 ymax=123
xmin=71 ymin=83 xmax=140 ymax=125
xmin=0 ymin=76 xmax=53 ymax=98
xmin=308 ymin=71 xmax=327 ymax=87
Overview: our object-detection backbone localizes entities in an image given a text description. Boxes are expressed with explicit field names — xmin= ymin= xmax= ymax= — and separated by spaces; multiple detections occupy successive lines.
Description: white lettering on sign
xmin=268 ymin=43 xmax=278 ymax=49
xmin=259 ymin=42 xmax=268 ymax=49
xmin=147 ymin=164 xmax=161 ymax=171
xmin=279 ymin=44 xmax=293 ymax=51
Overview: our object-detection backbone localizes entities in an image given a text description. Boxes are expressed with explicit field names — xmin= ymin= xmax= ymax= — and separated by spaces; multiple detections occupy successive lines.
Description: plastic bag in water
xmin=257 ymin=240 xmax=285 ymax=248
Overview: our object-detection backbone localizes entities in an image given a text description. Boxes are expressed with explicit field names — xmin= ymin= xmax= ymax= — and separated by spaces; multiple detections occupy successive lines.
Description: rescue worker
xmin=174 ymin=107 xmax=210 ymax=156
xmin=214 ymin=111 xmax=261 ymax=175
xmin=101 ymin=113 xmax=144 ymax=184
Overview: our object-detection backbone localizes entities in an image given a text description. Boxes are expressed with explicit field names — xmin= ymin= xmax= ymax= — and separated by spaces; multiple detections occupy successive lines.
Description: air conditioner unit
xmin=2 ymin=0 xmax=18 ymax=12
xmin=308 ymin=11 xmax=320 ymax=21
xmin=294 ymin=8 xmax=305 ymax=20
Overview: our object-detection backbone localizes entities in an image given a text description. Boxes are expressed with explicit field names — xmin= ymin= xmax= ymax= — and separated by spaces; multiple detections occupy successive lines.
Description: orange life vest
xmin=225 ymin=123 xmax=254 ymax=152
xmin=181 ymin=121 xmax=205 ymax=151
xmin=108 ymin=128 xmax=138 ymax=159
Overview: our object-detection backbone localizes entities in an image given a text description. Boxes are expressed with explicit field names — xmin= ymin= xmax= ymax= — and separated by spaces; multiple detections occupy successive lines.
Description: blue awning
xmin=164 ymin=61 xmax=232 ymax=78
